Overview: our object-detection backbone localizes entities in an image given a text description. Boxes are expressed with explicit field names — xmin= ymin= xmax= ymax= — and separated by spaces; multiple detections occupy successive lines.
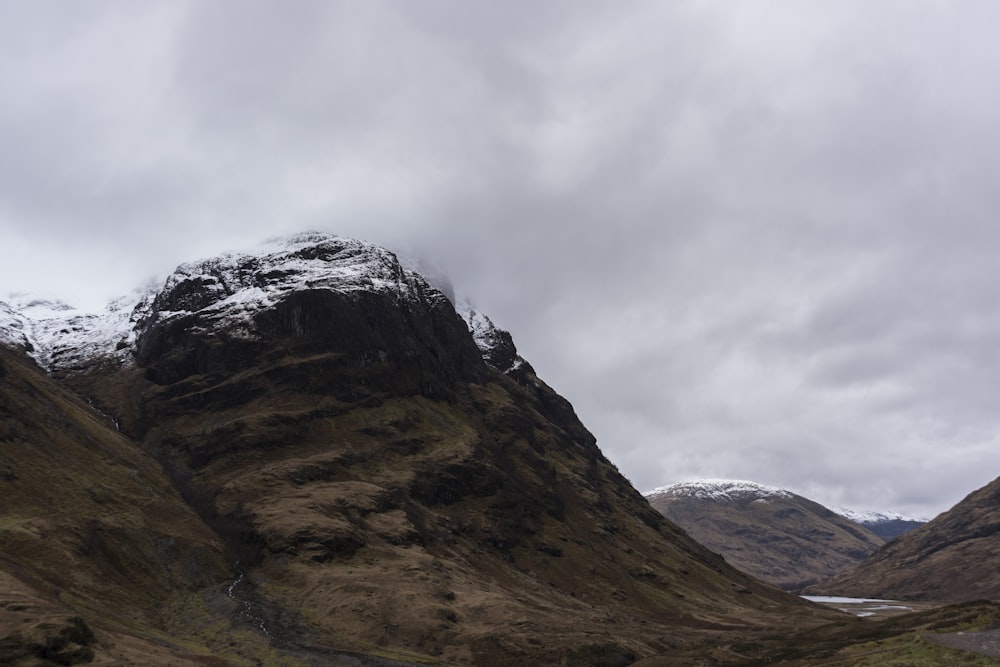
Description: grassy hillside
xmin=0 ymin=348 xmax=283 ymax=664
xmin=79 ymin=331 xmax=834 ymax=665
xmin=648 ymin=484 xmax=884 ymax=591
xmin=813 ymin=475 xmax=1000 ymax=602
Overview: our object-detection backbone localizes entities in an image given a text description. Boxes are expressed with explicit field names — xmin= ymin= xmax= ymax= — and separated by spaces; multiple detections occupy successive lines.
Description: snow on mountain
xmin=1 ymin=232 xmax=515 ymax=374
xmin=2 ymin=290 xmax=156 ymax=372
xmin=644 ymin=480 xmax=927 ymax=533
xmin=0 ymin=300 xmax=31 ymax=351
xmin=147 ymin=232 xmax=435 ymax=335
xmin=645 ymin=479 xmax=793 ymax=502
xmin=455 ymin=299 xmax=526 ymax=374
xmin=463 ymin=307 xmax=503 ymax=357
xmin=353 ymin=245 xmax=525 ymax=374
xmin=832 ymin=507 xmax=928 ymax=525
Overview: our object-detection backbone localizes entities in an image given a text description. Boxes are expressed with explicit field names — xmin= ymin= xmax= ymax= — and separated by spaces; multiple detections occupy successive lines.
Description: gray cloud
xmin=3 ymin=0 xmax=1000 ymax=518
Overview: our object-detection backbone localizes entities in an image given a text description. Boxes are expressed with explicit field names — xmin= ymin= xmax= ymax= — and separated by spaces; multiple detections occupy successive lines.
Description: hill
xmin=812 ymin=475 xmax=1000 ymax=602
xmin=646 ymin=480 xmax=885 ymax=591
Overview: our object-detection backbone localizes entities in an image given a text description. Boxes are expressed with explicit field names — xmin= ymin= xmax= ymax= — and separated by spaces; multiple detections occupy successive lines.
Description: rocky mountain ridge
xmin=0 ymin=293 xmax=145 ymax=371
xmin=648 ymin=480 xmax=926 ymax=539
xmin=1 ymin=232 xmax=521 ymax=379
xmin=646 ymin=479 xmax=794 ymax=503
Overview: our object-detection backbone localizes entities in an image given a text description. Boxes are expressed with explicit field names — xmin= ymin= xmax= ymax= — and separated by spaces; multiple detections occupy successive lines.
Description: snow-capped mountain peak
xmin=145 ymin=232 xmax=431 ymax=336
xmin=644 ymin=479 xmax=793 ymax=502
xmin=0 ymin=299 xmax=32 ymax=352
xmin=1 ymin=233 xmax=427 ymax=372
xmin=832 ymin=507 xmax=928 ymax=525
xmin=2 ymin=233 xmax=520 ymax=376
xmin=1 ymin=288 xmax=157 ymax=372
xmin=642 ymin=479 xmax=928 ymax=540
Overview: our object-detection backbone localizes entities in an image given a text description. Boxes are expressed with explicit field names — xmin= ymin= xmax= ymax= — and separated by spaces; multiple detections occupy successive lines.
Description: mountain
xmin=645 ymin=480 xmax=885 ymax=591
xmin=0 ymin=233 xmax=832 ymax=666
xmin=832 ymin=507 xmax=927 ymax=541
xmin=812 ymin=475 xmax=1000 ymax=602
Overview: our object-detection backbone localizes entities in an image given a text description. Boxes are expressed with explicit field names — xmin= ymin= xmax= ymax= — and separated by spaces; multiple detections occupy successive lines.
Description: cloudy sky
xmin=4 ymin=1 xmax=1000 ymax=518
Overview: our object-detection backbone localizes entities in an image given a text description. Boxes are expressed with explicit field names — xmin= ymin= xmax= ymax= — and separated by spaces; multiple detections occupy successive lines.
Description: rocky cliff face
xmin=132 ymin=234 xmax=486 ymax=394
xmin=1 ymin=233 xmax=834 ymax=665
xmin=646 ymin=480 xmax=885 ymax=591
xmin=813 ymin=475 xmax=1000 ymax=602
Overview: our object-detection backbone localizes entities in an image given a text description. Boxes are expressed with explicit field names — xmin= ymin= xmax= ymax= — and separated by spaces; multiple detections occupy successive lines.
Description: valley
xmin=1 ymin=233 xmax=999 ymax=666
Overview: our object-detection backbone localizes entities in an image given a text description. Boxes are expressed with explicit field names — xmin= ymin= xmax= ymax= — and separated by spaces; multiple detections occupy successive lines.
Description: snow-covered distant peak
xmin=832 ymin=507 xmax=928 ymax=525
xmin=1 ymin=287 xmax=157 ymax=372
xmin=0 ymin=299 xmax=31 ymax=351
xmin=645 ymin=479 xmax=794 ymax=502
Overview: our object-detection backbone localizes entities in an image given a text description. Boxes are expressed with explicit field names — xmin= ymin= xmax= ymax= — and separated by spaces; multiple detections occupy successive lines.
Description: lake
xmin=801 ymin=595 xmax=914 ymax=618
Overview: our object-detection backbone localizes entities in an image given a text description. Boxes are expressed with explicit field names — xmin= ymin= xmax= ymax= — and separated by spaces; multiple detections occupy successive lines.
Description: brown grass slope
xmin=632 ymin=599 xmax=1000 ymax=666
xmin=812 ymin=475 xmax=1000 ymax=602
xmin=647 ymin=486 xmax=884 ymax=591
xmin=0 ymin=347 xmax=280 ymax=665
xmin=63 ymin=286 xmax=837 ymax=666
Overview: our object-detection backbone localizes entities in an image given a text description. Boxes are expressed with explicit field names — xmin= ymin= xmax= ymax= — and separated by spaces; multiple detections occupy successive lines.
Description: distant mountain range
xmin=831 ymin=507 xmax=929 ymax=540
xmin=645 ymin=480 xmax=925 ymax=591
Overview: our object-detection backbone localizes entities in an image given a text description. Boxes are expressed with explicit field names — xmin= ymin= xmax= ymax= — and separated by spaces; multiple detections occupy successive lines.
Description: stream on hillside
xmin=227 ymin=567 xmax=271 ymax=638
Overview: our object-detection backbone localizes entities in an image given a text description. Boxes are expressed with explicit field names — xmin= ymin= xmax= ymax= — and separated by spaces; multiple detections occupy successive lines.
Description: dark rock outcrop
xmin=135 ymin=235 xmax=486 ymax=392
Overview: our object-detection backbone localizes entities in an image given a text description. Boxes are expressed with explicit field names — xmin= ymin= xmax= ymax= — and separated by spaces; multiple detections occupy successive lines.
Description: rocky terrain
xmin=813 ymin=474 xmax=1000 ymax=602
xmin=645 ymin=480 xmax=885 ymax=591
xmin=1 ymin=233 xmax=838 ymax=666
